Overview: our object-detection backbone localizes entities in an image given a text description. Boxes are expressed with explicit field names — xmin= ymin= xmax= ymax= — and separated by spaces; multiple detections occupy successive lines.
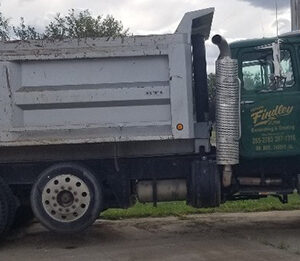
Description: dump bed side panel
xmin=0 ymin=34 xmax=194 ymax=146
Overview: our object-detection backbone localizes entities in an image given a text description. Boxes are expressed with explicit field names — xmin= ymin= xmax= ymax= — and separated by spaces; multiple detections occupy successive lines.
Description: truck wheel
xmin=187 ymin=160 xmax=221 ymax=208
xmin=31 ymin=163 xmax=103 ymax=233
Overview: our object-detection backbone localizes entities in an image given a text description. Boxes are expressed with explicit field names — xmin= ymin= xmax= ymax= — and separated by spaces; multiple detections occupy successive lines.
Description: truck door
xmin=239 ymin=44 xmax=300 ymax=158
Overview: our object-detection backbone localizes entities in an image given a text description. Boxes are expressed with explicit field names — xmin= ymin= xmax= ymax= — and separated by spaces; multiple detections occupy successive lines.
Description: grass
xmin=100 ymin=193 xmax=300 ymax=220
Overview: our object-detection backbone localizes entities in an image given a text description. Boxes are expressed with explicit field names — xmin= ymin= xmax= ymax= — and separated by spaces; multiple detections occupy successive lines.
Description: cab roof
xmin=230 ymin=31 xmax=300 ymax=49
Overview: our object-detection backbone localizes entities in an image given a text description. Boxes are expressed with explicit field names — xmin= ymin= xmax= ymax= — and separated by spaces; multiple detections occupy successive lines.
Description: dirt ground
xmin=1 ymin=211 xmax=300 ymax=261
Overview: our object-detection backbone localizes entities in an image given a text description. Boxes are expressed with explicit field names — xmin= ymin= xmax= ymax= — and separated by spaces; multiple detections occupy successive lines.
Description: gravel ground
xmin=1 ymin=211 xmax=300 ymax=261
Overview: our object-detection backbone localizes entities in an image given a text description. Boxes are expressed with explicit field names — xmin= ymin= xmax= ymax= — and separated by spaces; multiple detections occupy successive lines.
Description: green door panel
xmin=241 ymin=91 xmax=299 ymax=158
xmin=239 ymin=44 xmax=300 ymax=159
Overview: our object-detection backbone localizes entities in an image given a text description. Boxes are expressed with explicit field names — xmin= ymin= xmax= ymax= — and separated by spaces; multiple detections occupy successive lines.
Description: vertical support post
xmin=191 ymin=34 xmax=209 ymax=122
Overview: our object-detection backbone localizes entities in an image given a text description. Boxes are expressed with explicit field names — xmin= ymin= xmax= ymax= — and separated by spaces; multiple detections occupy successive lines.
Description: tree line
xmin=0 ymin=9 xmax=129 ymax=41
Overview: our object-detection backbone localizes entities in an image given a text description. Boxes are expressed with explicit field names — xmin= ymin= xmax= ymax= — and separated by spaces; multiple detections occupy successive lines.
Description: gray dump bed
xmin=0 ymin=9 xmax=213 ymax=149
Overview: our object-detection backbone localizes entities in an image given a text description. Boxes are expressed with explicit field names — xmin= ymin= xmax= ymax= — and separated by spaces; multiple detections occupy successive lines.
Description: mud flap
xmin=187 ymin=160 xmax=221 ymax=208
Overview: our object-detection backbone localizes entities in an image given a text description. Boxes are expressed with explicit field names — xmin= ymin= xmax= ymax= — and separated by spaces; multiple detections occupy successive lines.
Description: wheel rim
xmin=41 ymin=174 xmax=91 ymax=222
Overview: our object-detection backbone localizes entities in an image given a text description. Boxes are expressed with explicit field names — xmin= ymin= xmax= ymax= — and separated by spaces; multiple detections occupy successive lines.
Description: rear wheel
xmin=31 ymin=163 xmax=103 ymax=233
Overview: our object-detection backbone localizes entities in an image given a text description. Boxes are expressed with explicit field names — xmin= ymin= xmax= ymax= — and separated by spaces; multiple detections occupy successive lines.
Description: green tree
xmin=0 ymin=9 xmax=128 ymax=41
xmin=44 ymin=9 xmax=128 ymax=39
xmin=0 ymin=12 xmax=10 ymax=41
xmin=13 ymin=17 xmax=41 ymax=40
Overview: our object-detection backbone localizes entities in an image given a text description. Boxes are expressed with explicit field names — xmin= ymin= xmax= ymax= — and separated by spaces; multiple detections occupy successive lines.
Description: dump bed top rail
xmin=0 ymin=8 xmax=214 ymax=62
xmin=0 ymin=34 xmax=183 ymax=61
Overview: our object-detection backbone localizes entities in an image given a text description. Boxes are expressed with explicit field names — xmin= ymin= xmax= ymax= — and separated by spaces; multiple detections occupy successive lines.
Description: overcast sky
xmin=0 ymin=0 xmax=292 ymax=72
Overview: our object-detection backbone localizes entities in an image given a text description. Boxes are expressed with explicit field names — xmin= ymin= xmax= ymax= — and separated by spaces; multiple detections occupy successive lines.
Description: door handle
xmin=241 ymin=100 xmax=255 ymax=105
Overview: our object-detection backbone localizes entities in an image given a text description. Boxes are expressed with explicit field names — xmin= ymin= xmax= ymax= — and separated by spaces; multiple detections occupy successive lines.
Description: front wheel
xmin=31 ymin=163 xmax=103 ymax=233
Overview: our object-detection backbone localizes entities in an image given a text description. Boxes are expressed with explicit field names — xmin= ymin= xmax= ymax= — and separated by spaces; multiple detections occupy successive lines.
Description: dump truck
xmin=0 ymin=7 xmax=299 ymax=236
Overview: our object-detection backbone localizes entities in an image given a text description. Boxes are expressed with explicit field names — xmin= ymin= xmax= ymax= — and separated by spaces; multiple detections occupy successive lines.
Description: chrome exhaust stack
xmin=212 ymin=34 xmax=240 ymax=187
xmin=212 ymin=34 xmax=231 ymax=58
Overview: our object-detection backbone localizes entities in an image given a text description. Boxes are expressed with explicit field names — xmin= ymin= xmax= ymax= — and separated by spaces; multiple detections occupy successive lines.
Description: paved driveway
xmin=1 ymin=211 xmax=300 ymax=261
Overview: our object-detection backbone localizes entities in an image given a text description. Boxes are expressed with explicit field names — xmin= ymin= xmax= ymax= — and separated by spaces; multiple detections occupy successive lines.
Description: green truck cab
xmin=229 ymin=33 xmax=300 ymax=200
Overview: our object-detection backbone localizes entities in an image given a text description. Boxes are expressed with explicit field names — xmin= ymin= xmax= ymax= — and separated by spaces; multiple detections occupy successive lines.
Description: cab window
xmin=280 ymin=50 xmax=294 ymax=86
xmin=241 ymin=49 xmax=295 ymax=92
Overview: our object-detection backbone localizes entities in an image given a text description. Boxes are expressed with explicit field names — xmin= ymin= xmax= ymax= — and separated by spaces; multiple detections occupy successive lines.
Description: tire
xmin=31 ymin=163 xmax=103 ymax=233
